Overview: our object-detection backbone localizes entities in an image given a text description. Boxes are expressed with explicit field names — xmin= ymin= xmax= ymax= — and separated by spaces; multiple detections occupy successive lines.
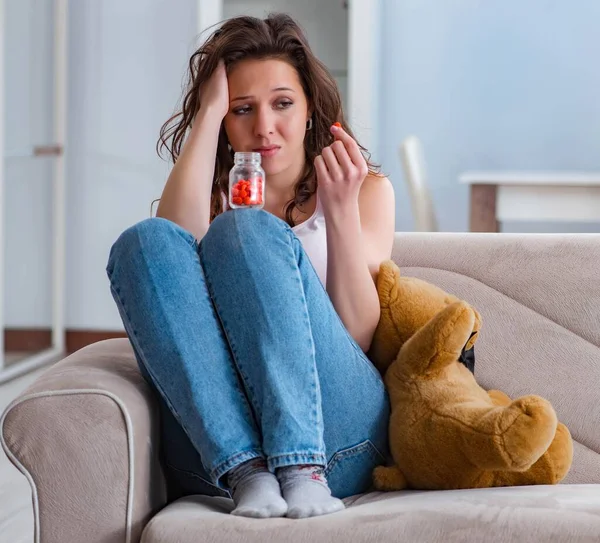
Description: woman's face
xmin=224 ymin=58 xmax=311 ymax=178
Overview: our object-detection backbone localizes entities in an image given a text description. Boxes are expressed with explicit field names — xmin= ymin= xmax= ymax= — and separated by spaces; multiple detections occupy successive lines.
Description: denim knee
xmin=203 ymin=208 xmax=291 ymax=253
xmin=107 ymin=217 xmax=196 ymax=276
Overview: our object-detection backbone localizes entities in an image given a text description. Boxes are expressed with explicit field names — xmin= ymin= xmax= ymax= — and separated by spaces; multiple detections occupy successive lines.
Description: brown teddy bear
xmin=368 ymin=260 xmax=573 ymax=491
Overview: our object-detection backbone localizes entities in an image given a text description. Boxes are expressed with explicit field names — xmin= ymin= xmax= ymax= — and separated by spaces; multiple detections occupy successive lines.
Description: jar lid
xmin=234 ymin=152 xmax=262 ymax=163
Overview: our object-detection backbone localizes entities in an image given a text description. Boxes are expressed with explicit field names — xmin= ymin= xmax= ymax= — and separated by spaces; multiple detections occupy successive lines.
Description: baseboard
xmin=65 ymin=330 xmax=128 ymax=353
xmin=4 ymin=328 xmax=128 ymax=354
xmin=4 ymin=329 xmax=52 ymax=352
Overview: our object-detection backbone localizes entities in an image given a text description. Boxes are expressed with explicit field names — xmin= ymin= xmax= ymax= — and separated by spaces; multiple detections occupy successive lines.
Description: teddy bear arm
xmin=390 ymin=301 xmax=476 ymax=380
xmin=490 ymin=422 xmax=573 ymax=487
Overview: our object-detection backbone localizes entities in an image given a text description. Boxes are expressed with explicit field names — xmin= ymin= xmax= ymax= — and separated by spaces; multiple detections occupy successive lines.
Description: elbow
xmin=357 ymin=325 xmax=376 ymax=353
xmin=357 ymin=337 xmax=372 ymax=354
xmin=356 ymin=328 xmax=376 ymax=354
xmin=355 ymin=309 xmax=381 ymax=354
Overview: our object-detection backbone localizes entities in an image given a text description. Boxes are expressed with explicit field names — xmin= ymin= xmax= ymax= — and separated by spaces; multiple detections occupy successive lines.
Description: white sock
xmin=227 ymin=458 xmax=288 ymax=518
xmin=276 ymin=464 xmax=345 ymax=519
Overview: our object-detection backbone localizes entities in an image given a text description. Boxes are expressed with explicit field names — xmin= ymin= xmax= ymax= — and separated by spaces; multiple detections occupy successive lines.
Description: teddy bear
xmin=367 ymin=260 xmax=573 ymax=491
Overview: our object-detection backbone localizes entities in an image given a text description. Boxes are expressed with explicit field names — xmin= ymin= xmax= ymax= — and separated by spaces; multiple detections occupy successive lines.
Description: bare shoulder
xmin=358 ymin=174 xmax=396 ymax=276
xmin=358 ymin=174 xmax=395 ymax=225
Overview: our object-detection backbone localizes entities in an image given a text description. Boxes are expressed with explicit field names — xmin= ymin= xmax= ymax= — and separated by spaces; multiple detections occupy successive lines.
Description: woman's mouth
xmin=253 ymin=146 xmax=280 ymax=158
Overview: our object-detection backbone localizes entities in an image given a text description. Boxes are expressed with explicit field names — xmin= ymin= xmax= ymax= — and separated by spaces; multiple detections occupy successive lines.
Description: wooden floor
xmin=0 ymin=365 xmax=50 ymax=543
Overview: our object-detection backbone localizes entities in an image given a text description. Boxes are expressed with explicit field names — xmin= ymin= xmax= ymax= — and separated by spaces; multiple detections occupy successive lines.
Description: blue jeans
xmin=106 ymin=209 xmax=390 ymax=500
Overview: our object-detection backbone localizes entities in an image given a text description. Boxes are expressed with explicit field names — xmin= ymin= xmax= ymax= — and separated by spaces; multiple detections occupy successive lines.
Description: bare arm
xmin=325 ymin=176 xmax=395 ymax=352
xmin=156 ymin=107 xmax=222 ymax=241
xmin=156 ymin=61 xmax=229 ymax=241
xmin=315 ymin=122 xmax=395 ymax=352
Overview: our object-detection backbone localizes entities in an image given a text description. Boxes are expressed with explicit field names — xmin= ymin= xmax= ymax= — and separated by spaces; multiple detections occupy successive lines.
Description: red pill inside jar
xmin=229 ymin=152 xmax=266 ymax=209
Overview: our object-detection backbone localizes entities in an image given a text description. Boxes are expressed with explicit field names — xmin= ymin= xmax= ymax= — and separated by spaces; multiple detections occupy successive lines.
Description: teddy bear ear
xmin=464 ymin=307 xmax=483 ymax=350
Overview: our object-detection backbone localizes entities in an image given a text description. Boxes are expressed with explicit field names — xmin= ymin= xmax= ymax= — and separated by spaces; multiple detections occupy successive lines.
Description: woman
xmin=106 ymin=12 xmax=395 ymax=520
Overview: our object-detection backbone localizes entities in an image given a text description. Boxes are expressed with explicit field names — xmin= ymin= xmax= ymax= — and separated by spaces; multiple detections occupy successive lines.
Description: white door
xmin=0 ymin=0 xmax=67 ymax=383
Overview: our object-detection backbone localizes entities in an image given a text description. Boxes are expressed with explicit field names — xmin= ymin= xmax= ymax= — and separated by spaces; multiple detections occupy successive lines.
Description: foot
xmin=227 ymin=459 xmax=288 ymax=518
xmin=277 ymin=465 xmax=345 ymax=519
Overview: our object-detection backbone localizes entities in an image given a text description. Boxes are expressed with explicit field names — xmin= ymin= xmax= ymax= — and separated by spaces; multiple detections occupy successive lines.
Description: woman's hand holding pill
xmin=314 ymin=122 xmax=369 ymax=217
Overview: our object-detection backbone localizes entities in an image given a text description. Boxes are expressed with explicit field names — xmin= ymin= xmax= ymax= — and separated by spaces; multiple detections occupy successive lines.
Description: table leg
xmin=470 ymin=184 xmax=499 ymax=232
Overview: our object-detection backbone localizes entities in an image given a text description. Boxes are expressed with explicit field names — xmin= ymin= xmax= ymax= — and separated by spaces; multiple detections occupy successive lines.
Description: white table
xmin=459 ymin=171 xmax=600 ymax=232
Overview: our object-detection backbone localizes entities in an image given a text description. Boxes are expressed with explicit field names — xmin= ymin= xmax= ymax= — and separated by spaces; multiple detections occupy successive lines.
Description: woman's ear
xmin=306 ymin=102 xmax=314 ymax=122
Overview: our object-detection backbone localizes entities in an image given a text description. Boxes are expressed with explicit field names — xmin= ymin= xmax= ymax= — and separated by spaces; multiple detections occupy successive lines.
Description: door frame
xmin=0 ymin=0 xmax=68 ymax=384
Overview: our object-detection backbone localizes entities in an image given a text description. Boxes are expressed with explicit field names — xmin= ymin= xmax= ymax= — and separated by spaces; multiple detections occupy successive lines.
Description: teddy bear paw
xmin=499 ymin=395 xmax=558 ymax=470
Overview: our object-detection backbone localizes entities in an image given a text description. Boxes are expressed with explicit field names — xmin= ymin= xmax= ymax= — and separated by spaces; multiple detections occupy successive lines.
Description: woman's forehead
xmin=228 ymin=58 xmax=303 ymax=92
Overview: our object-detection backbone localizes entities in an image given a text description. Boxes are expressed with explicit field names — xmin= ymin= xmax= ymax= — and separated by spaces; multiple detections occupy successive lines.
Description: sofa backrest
xmin=390 ymin=232 xmax=600 ymax=484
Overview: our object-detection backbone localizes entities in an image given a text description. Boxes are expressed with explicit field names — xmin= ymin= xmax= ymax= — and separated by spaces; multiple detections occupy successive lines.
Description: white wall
xmin=379 ymin=0 xmax=600 ymax=233
xmin=65 ymin=0 xmax=198 ymax=329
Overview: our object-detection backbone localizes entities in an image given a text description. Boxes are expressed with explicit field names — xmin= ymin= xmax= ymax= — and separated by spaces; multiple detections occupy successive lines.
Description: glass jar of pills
xmin=228 ymin=152 xmax=265 ymax=209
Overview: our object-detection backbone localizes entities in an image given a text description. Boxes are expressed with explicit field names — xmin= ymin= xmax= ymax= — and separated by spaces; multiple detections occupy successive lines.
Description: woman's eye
xmin=232 ymin=101 xmax=292 ymax=115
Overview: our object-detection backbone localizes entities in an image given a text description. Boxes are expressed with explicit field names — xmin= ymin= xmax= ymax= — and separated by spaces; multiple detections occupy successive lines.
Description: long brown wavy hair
xmin=157 ymin=12 xmax=382 ymax=226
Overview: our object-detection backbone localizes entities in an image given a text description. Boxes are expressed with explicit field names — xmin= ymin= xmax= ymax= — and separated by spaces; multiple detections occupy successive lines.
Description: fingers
xmin=330 ymin=140 xmax=353 ymax=173
xmin=331 ymin=124 xmax=368 ymax=175
xmin=321 ymin=145 xmax=344 ymax=180
xmin=315 ymin=123 xmax=369 ymax=186
xmin=314 ymin=154 xmax=329 ymax=181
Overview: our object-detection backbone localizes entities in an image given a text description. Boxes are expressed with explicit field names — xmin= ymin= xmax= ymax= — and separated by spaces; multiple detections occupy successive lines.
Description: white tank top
xmin=221 ymin=192 xmax=328 ymax=286
xmin=291 ymin=193 xmax=328 ymax=286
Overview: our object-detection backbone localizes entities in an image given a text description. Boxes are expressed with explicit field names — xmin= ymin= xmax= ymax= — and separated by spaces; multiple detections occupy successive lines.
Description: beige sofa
xmin=2 ymin=232 xmax=600 ymax=543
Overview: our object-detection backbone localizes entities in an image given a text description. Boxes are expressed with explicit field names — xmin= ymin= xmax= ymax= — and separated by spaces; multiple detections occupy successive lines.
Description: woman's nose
xmin=253 ymin=105 xmax=275 ymax=137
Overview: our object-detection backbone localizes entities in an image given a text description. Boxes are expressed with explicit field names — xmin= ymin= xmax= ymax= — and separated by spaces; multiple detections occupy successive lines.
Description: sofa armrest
xmin=390 ymin=232 xmax=600 ymax=484
xmin=1 ymin=338 xmax=167 ymax=543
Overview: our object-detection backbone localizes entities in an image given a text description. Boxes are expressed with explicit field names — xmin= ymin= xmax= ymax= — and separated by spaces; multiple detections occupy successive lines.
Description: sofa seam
xmin=0 ymin=389 xmax=135 ymax=543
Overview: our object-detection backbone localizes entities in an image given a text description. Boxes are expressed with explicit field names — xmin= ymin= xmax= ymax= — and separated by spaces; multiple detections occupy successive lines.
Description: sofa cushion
xmin=141 ymin=484 xmax=600 ymax=543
